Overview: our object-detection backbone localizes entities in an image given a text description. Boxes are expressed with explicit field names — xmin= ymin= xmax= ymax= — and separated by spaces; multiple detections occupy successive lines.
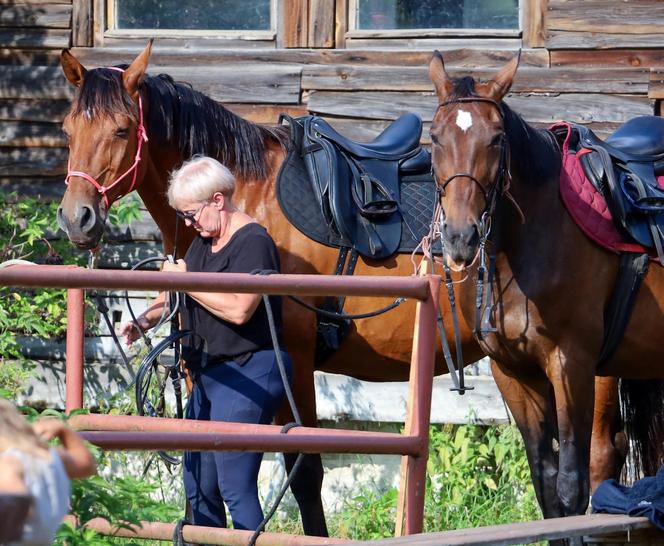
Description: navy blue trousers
xmin=183 ymin=349 xmax=292 ymax=530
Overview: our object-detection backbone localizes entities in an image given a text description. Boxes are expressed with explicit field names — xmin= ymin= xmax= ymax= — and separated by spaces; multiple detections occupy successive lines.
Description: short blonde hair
xmin=167 ymin=156 xmax=236 ymax=209
xmin=0 ymin=398 xmax=50 ymax=458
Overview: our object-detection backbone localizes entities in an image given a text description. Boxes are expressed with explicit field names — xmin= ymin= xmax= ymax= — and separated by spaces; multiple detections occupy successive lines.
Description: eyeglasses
xmin=176 ymin=202 xmax=208 ymax=222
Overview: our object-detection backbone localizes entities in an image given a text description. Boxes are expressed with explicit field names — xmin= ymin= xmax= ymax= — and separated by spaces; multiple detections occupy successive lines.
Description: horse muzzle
xmin=442 ymin=223 xmax=480 ymax=269
xmin=57 ymin=204 xmax=105 ymax=249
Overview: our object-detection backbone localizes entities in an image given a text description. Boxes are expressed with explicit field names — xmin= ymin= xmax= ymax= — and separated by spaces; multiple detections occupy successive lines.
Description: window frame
xmin=345 ymin=0 xmax=522 ymax=40
xmin=92 ymin=0 xmax=278 ymax=46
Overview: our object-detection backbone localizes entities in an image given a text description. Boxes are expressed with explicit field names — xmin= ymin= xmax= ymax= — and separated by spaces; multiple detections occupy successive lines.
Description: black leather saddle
xmin=276 ymin=113 xmax=435 ymax=260
xmin=568 ymin=116 xmax=664 ymax=262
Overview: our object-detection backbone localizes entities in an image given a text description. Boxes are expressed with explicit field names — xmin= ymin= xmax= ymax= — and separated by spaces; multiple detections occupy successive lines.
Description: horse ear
xmin=123 ymin=39 xmax=153 ymax=98
xmin=61 ymin=49 xmax=87 ymax=88
xmin=479 ymin=50 xmax=521 ymax=102
xmin=429 ymin=50 xmax=454 ymax=102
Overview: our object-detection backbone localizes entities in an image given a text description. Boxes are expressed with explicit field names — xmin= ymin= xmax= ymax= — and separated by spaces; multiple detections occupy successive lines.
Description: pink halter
xmin=65 ymin=66 xmax=148 ymax=209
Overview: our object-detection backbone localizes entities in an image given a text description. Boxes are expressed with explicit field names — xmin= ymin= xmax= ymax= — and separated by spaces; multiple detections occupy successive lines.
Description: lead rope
xmin=247 ymin=270 xmax=303 ymax=546
xmin=173 ymin=269 xmax=306 ymax=546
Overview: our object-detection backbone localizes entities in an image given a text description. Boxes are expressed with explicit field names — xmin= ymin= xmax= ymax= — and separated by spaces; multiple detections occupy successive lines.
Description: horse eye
xmin=62 ymin=128 xmax=70 ymax=141
xmin=430 ymin=133 xmax=440 ymax=145
xmin=115 ymin=127 xmax=129 ymax=139
xmin=489 ymin=134 xmax=503 ymax=147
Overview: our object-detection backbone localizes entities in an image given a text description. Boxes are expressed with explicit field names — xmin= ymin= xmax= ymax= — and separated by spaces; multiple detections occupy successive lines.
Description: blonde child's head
xmin=0 ymin=398 xmax=50 ymax=458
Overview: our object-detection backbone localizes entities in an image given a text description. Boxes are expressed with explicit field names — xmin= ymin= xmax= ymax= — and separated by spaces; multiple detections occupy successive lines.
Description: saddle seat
xmin=606 ymin=116 xmax=664 ymax=159
xmin=308 ymin=113 xmax=424 ymax=159
xmin=570 ymin=116 xmax=664 ymax=263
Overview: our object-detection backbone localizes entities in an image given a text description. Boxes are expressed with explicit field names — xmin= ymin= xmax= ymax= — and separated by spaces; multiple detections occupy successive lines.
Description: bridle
xmin=426 ymin=97 xmax=513 ymax=394
xmin=65 ymin=67 xmax=149 ymax=209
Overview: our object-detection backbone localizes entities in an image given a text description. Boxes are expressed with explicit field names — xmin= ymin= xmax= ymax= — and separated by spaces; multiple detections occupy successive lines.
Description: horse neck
xmin=137 ymin=147 xmax=194 ymax=257
xmin=502 ymin=118 xmax=562 ymax=229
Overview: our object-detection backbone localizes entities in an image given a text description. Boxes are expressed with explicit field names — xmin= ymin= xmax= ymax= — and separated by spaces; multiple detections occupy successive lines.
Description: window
xmin=353 ymin=0 xmax=519 ymax=31
xmin=110 ymin=0 xmax=272 ymax=32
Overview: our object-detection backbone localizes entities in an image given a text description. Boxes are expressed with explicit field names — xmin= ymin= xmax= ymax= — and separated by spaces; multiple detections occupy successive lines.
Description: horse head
xmin=57 ymin=41 xmax=153 ymax=249
xmin=428 ymin=51 xmax=520 ymax=270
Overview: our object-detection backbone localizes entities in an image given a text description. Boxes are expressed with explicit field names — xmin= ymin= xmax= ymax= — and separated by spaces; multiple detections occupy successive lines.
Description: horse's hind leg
xmin=275 ymin=353 xmax=328 ymax=536
xmin=283 ymin=452 xmax=328 ymax=536
xmin=589 ymin=376 xmax=626 ymax=490
xmin=490 ymin=360 xmax=563 ymax=519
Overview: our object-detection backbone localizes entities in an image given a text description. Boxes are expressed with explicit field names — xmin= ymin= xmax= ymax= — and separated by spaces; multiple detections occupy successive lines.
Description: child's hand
xmin=32 ymin=418 xmax=65 ymax=442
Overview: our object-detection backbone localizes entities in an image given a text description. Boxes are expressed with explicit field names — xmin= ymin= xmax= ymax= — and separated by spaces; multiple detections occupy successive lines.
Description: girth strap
xmin=597 ymin=252 xmax=649 ymax=370
xmin=314 ymin=248 xmax=358 ymax=364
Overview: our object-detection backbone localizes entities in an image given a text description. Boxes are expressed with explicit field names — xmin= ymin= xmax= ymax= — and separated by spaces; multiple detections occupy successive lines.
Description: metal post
xmin=65 ymin=288 xmax=85 ymax=412
xmin=396 ymin=273 xmax=440 ymax=536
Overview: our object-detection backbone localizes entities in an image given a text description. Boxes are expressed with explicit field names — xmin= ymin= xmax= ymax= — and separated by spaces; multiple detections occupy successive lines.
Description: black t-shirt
xmin=180 ymin=223 xmax=282 ymax=369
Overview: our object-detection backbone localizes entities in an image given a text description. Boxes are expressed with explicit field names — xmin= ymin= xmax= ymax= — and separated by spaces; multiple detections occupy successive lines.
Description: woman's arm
xmin=186 ymin=291 xmax=262 ymax=325
xmin=119 ymin=291 xmax=169 ymax=345
xmin=163 ymin=259 xmax=263 ymax=324
xmin=32 ymin=419 xmax=96 ymax=480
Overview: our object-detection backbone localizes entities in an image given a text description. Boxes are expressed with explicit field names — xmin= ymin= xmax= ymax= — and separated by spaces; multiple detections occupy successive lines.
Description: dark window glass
xmin=114 ymin=0 xmax=271 ymax=31
xmin=357 ymin=0 xmax=518 ymax=30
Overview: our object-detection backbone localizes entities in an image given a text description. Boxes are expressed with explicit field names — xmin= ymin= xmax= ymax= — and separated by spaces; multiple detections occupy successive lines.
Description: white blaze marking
xmin=455 ymin=109 xmax=473 ymax=132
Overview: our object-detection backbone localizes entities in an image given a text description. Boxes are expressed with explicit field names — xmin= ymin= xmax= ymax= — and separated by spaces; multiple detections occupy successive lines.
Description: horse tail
xmin=620 ymin=378 xmax=664 ymax=480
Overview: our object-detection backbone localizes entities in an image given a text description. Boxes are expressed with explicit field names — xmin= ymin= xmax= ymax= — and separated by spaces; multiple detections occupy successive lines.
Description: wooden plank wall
xmin=0 ymin=0 xmax=662 ymax=360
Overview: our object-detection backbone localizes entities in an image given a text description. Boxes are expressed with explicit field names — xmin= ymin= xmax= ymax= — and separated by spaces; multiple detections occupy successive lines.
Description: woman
xmin=120 ymin=156 xmax=292 ymax=531
xmin=0 ymin=398 xmax=96 ymax=545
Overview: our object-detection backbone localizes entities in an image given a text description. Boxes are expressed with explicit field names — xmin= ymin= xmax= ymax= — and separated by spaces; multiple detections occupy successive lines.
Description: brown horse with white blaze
xmin=428 ymin=50 xmax=664 ymax=521
xmin=56 ymin=42 xmax=626 ymax=533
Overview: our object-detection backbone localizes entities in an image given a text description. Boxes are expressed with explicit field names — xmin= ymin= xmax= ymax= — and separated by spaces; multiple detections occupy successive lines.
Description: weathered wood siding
xmin=1 ymin=0 xmax=662 ymax=416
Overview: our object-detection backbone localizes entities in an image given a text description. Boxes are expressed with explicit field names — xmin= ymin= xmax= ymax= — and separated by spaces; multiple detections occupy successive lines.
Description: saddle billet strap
xmin=597 ymin=252 xmax=650 ymax=369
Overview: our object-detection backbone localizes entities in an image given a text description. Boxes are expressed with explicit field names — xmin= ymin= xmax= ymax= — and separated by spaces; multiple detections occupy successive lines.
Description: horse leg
xmin=274 ymin=348 xmax=328 ymax=537
xmin=589 ymin=376 xmax=626 ymax=491
xmin=549 ymin=347 xmax=595 ymax=518
xmin=490 ymin=360 xmax=563 ymax=519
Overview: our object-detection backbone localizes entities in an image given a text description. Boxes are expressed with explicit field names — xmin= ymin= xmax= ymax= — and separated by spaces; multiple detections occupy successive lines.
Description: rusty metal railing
xmin=0 ymin=265 xmax=440 ymax=541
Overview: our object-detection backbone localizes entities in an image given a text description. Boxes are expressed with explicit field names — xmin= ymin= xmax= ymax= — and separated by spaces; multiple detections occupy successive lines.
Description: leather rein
xmin=65 ymin=67 xmax=149 ymax=210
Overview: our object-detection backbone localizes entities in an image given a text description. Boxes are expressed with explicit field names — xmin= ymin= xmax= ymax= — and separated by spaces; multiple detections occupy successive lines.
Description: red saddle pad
xmin=554 ymin=121 xmax=664 ymax=257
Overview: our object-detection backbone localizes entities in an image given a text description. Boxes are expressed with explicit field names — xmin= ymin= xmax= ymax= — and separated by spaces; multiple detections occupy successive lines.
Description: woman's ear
xmin=212 ymin=192 xmax=225 ymax=209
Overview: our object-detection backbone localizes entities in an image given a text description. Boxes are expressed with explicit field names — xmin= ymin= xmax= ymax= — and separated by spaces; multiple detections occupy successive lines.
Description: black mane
xmin=71 ymin=66 xmax=290 ymax=180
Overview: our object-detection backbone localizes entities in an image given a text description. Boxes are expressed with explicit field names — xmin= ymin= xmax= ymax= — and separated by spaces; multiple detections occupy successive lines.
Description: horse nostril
xmin=79 ymin=205 xmax=96 ymax=233
xmin=467 ymin=227 xmax=479 ymax=247
xmin=56 ymin=206 xmax=66 ymax=230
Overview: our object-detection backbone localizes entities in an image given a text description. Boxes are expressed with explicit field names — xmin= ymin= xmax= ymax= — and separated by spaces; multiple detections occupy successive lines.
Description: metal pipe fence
xmin=0 ymin=265 xmax=440 ymax=541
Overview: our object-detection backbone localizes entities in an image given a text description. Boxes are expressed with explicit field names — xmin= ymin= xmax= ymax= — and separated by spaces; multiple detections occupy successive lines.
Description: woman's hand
xmin=162 ymin=259 xmax=187 ymax=273
xmin=119 ymin=316 xmax=151 ymax=346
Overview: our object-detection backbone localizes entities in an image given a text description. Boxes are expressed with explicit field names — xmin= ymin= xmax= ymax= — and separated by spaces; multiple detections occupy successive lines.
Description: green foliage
xmin=0 ymin=192 xmax=143 ymax=395
xmin=324 ymin=424 xmax=541 ymax=540
xmin=55 ymin=472 xmax=181 ymax=545
xmin=108 ymin=195 xmax=143 ymax=227
xmin=0 ymin=194 xmax=82 ymax=376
